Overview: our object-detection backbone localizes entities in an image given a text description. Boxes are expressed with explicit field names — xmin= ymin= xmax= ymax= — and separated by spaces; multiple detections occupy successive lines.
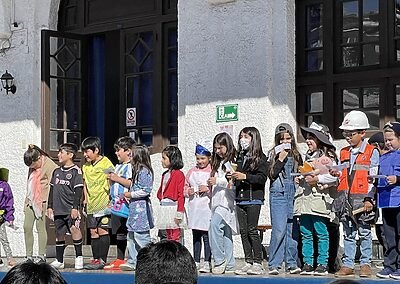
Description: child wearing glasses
xmin=330 ymin=110 xmax=380 ymax=278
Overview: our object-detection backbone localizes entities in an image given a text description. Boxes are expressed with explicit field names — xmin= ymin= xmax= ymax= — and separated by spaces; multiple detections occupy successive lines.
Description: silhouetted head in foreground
xmin=135 ymin=240 xmax=197 ymax=284
xmin=0 ymin=261 xmax=67 ymax=284
xmin=330 ymin=280 xmax=360 ymax=284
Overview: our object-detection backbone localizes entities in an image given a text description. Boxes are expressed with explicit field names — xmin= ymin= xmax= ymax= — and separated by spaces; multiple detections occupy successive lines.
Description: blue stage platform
xmin=0 ymin=271 xmax=394 ymax=284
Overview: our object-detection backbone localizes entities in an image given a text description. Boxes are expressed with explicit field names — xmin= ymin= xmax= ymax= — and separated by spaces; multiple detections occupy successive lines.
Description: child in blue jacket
xmin=376 ymin=122 xmax=400 ymax=280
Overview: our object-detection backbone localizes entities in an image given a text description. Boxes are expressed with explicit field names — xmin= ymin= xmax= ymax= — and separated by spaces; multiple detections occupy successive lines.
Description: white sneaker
xmin=120 ymin=263 xmax=135 ymax=271
xmin=235 ymin=262 xmax=252 ymax=275
xmin=247 ymin=263 xmax=265 ymax=275
xmin=225 ymin=267 xmax=236 ymax=274
xmin=50 ymin=260 xmax=64 ymax=269
xmin=212 ymin=261 xmax=226 ymax=275
xmin=195 ymin=262 xmax=200 ymax=270
xmin=75 ymin=256 xmax=84 ymax=270
xmin=199 ymin=261 xmax=211 ymax=273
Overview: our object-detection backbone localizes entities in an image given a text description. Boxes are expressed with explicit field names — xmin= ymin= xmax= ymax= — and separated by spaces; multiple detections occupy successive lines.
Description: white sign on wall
xmin=126 ymin=108 xmax=136 ymax=127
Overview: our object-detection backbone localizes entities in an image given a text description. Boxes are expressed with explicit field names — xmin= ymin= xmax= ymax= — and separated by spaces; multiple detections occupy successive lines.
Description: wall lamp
xmin=1 ymin=70 xmax=16 ymax=95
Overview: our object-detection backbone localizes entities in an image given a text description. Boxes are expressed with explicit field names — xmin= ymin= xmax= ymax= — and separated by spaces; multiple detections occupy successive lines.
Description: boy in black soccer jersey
xmin=47 ymin=143 xmax=84 ymax=270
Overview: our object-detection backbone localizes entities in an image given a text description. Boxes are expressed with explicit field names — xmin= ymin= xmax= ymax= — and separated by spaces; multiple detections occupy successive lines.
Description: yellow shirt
xmin=82 ymin=156 xmax=114 ymax=214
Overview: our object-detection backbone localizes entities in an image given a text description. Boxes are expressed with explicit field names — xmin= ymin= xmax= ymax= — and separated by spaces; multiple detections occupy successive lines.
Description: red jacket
xmin=157 ymin=170 xmax=185 ymax=212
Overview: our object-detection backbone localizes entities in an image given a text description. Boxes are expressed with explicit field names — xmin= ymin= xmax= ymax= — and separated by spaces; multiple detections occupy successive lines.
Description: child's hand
xmin=107 ymin=173 xmax=118 ymax=182
xmin=47 ymin=208 xmax=54 ymax=221
xmin=174 ymin=218 xmax=182 ymax=225
xmin=71 ymin=208 xmax=79 ymax=219
xmin=123 ymin=192 xmax=131 ymax=199
xmin=198 ymin=185 xmax=209 ymax=194
xmin=305 ymin=174 xmax=318 ymax=185
xmin=187 ymin=187 xmax=195 ymax=196
xmin=364 ymin=200 xmax=374 ymax=212
xmin=207 ymin=177 xmax=217 ymax=186
xmin=232 ymin=172 xmax=246 ymax=180
xmin=278 ymin=149 xmax=289 ymax=161
xmin=387 ymin=175 xmax=397 ymax=185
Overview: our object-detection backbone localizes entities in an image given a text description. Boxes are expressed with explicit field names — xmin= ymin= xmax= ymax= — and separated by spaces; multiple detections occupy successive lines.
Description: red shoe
xmin=104 ymin=259 xmax=125 ymax=270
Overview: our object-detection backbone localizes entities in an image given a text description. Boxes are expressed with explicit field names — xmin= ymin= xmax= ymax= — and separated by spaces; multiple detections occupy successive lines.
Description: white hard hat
xmin=339 ymin=110 xmax=370 ymax=130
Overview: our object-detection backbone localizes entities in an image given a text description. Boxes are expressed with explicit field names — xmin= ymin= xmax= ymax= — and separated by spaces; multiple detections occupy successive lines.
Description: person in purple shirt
xmin=0 ymin=168 xmax=16 ymax=268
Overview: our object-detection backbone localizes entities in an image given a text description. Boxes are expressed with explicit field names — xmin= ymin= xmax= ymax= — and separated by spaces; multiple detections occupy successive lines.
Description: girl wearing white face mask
xmin=232 ymin=127 xmax=268 ymax=275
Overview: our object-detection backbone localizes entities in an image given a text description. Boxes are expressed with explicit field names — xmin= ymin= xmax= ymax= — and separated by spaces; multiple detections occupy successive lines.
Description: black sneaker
xmin=314 ymin=264 xmax=328 ymax=276
xmin=84 ymin=259 xmax=105 ymax=270
xmin=300 ymin=264 xmax=314 ymax=275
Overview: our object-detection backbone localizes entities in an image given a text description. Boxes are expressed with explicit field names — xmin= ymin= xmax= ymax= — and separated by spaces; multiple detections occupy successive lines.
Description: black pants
xmin=327 ymin=221 xmax=340 ymax=273
xmin=382 ymin=207 xmax=400 ymax=271
xmin=192 ymin=229 xmax=211 ymax=263
xmin=236 ymin=204 xmax=263 ymax=264
xmin=376 ymin=224 xmax=387 ymax=255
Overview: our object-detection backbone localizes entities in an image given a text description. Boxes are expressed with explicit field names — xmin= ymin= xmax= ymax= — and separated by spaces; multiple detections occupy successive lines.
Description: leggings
xmin=0 ymin=222 xmax=12 ymax=257
xmin=23 ymin=205 xmax=47 ymax=257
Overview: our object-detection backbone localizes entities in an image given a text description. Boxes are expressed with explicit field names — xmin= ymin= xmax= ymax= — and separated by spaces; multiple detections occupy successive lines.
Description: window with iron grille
xmin=296 ymin=0 xmax=400 ymax=139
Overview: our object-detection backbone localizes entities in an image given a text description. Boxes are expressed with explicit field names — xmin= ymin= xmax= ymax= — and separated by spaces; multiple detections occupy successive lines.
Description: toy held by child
xmin=294 ymin=122 xmax=338 ymax=276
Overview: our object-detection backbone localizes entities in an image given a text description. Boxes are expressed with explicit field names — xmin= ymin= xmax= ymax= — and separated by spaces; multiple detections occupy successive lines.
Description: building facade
xmin=0 ymin=0 xmax=396 ymax=257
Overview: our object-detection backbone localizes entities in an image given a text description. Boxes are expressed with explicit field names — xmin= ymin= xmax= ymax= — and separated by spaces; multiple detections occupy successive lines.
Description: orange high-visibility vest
xmin=337 ymin=144 xmax=375 ymax=194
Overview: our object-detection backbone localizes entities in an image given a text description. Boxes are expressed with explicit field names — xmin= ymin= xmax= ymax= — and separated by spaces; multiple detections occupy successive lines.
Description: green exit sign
xmin=216 ymin=104 xmax=238 ymax=122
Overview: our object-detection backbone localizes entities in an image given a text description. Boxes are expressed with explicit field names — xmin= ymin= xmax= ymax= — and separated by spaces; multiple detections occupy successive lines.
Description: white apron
xmin=186 ymin=171 xmax=211 ymax=231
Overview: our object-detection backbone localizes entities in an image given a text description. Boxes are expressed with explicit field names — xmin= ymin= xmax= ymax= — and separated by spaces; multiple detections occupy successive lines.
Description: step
xmin=47 ymin=245 xmax=118 ymax=259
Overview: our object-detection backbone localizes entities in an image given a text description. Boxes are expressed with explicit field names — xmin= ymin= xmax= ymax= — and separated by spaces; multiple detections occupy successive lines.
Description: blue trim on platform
xmin=0 ymin=271 xmax=395 ymax=283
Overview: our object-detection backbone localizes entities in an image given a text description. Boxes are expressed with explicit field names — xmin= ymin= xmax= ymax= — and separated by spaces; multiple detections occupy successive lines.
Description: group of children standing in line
xmin=0 ymin=109 xmax=398 ymax=280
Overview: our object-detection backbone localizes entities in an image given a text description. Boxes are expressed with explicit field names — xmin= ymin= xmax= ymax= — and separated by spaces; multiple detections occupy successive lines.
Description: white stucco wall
xmin=178 ymin=0 xmax=296 ymax=257
xmin=0 ymin=0 xmax=60 ymax=256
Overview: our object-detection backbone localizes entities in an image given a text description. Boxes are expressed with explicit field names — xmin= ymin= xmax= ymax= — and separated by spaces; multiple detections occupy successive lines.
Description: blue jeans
xmin=300 ymin=214 xmax=329 ymax=266
xmin=192 ymin=229 xmax=211 ymax=263
xmin=268 ymin=190 xmax=298 ymax=269
xmin=209 ymin=212 xmax=235 ymax=269
xmin=126 ymin=231 xmax=151 ymax=266
xmin=342 ymin=216 xmax=372 ymax=268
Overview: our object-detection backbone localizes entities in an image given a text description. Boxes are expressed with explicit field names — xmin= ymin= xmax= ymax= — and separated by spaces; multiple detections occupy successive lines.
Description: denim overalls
xmin=268 ymin=157 xmax=299 ymax=270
